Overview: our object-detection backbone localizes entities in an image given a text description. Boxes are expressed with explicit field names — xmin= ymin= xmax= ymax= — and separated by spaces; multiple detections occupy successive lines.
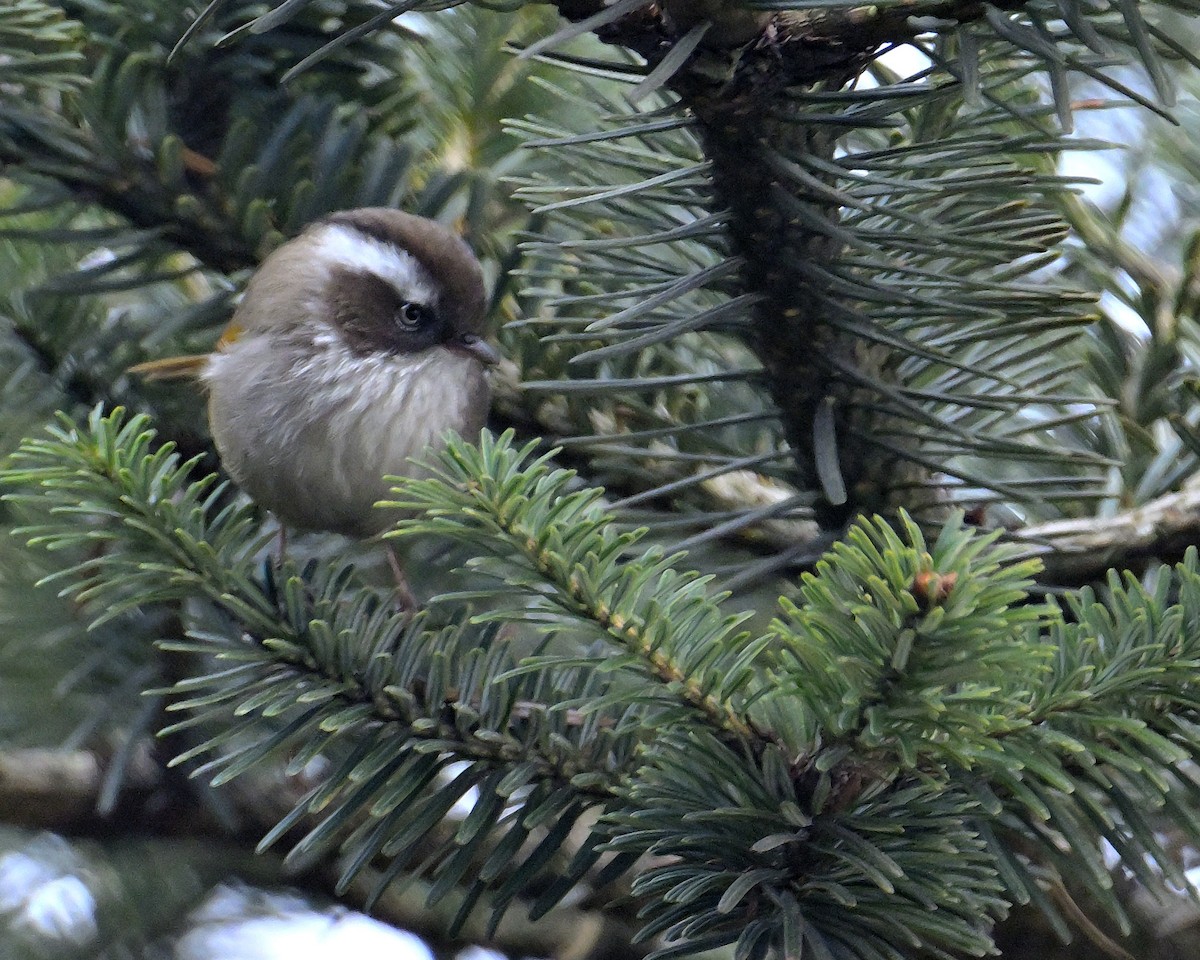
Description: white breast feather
xmin=205 ymin=335 xmax=485 ymax=536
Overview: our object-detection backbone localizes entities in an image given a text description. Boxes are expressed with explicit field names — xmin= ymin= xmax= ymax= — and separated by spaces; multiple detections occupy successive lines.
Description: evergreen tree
xmin=4 ymin=0 xmax=1200 ymax=956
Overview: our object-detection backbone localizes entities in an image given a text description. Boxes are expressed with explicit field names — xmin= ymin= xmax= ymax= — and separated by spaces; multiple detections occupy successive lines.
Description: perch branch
xmin=1014 ymin=483 xmax=1200 ymax=585
xmin=0 ymin=746 xmax=645 ymax=960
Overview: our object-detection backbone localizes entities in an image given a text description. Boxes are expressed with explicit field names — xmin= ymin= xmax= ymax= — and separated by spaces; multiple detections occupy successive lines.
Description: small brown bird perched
xmin=133 ymin=208 xmax=500 ymax=543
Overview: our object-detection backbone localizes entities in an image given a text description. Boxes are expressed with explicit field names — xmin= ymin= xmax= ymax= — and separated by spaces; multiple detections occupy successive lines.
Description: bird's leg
xmin=260 ymin=520 xmax=290 ymax=611
xmin=386 ymin=544 xmax=419 ymax=611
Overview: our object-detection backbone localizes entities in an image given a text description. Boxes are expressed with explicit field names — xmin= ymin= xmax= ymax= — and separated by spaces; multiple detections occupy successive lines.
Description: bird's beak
xmin=452 ymin=334 xmax=501 ymax=366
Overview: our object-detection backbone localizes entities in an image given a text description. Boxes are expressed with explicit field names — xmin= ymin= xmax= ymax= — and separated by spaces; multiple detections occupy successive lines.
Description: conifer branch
xmin=507 ymin=0 xmax=1114 ymax=547
xmin=0 ymin=744 xmax=647 ymax=960
xmin=0 ymin=408 xmax=643 ymax=924
xmin=9 ymin=410 xmax=1200 ymax=956
xmin=0 ymin=747 xmax=161 ymax=830
xmin=0 ymin=412 xmax=645 ymax=803
xmin=8 ymin=3 xmax=1200 ymax=953
xmin=1016 ymin=479 xmax=1200 ymax=584
xmin=387 ymin=430 xmax=771 ymax=742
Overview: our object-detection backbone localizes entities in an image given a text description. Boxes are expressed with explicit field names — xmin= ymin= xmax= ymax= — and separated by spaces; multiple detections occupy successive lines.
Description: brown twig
xmin=1014 ymin=482 xmax=1200 ymax=585
xmin=0 ymin=746 xmax=646 ymax=960
xmin=0 ymin=746 xmax=160 ymax=831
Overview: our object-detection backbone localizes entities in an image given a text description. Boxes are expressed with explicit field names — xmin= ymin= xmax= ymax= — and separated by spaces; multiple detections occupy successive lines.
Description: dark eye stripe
xmin=320 ymin=209 xmax=487 ymax=337
xmin=327 ymin=267 xmax=440 ymax=356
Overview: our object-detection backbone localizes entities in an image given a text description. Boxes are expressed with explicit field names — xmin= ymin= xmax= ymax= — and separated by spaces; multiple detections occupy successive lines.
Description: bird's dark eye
xmin=397 ymin=302 xmax=434 ymax=329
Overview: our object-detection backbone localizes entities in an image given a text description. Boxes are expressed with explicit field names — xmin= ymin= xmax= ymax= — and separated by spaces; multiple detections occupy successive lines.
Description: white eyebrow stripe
xmin=313 ymin=223 xmax=438 ymax=305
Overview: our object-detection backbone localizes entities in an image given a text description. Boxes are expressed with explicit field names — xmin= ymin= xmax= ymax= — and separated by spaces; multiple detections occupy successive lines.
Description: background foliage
xmin=4 ymin=0 xmax=1200 ymax=957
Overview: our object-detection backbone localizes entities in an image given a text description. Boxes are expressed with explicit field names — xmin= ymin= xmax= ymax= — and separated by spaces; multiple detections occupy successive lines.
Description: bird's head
xmin=238 ymin=207 xmax=501 ymax=367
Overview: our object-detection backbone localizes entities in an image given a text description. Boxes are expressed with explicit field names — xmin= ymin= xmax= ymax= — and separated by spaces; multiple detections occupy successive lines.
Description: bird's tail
xmin=127 ymin=354 xmax=209 ymax=381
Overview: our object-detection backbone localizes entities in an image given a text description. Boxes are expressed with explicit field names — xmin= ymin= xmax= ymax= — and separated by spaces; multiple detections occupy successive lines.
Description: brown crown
xmin=319 ymin=208 xmax=487 ymax=336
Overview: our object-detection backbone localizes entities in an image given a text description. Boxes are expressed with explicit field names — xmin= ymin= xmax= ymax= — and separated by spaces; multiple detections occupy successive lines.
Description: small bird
xmin=133 ymin=208 xmax=500 ymax=542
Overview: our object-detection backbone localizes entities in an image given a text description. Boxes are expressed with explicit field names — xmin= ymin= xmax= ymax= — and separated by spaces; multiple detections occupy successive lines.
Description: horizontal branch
xmin=500 ymin=341 xmax=1197 ymax=586
xmin=341 ymin=863 xmax=646 ymax=960
xmin=1015 ymin=483 xmax=1200 ymax=585
xmin=549 ymin=0 xmax=1029 ymax=83
xmin=0 ymin=746 xmax=645 ymax=960
xmin=0 ymin=746 xmax=161 ymax=831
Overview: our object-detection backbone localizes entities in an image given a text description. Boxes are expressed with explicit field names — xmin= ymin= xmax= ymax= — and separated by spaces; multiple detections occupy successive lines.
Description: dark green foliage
xmin=6 ymin=0 xmax=1200 ymax=956
xmin=141 ymin=0 xmax=1197 ymax=546
xmin=1 ymin=409 xmax=640 ymax=931
xmin=9 ymin=413 xmax=1200 ymax=957
xmin=387 ymin=429 xmax=770 ymax=739
xmin=0 ymin=0 xmax=558 ymax=388
xmin=613 ymin=756 xmax=1006 ymax=960
xmin=509 ymin=55 xmax=1120 ymax=542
